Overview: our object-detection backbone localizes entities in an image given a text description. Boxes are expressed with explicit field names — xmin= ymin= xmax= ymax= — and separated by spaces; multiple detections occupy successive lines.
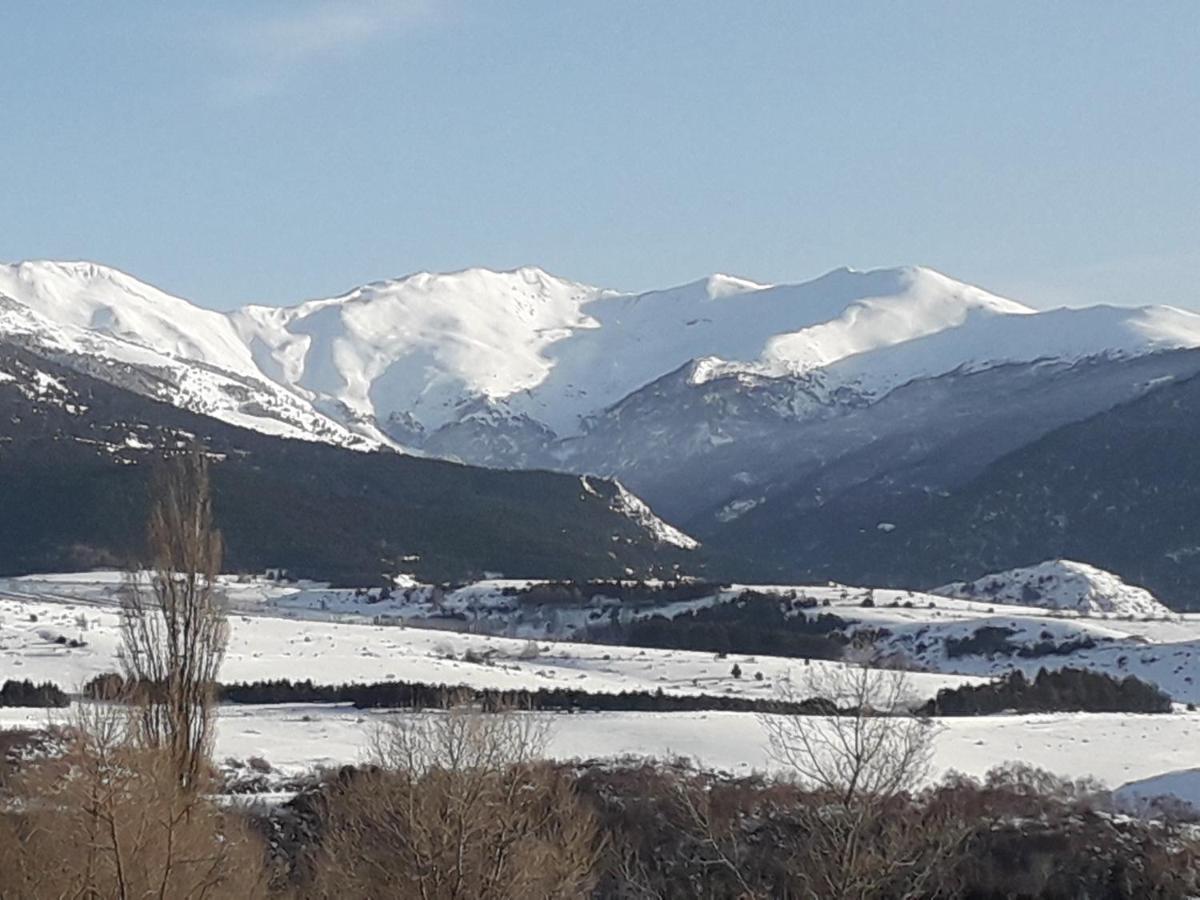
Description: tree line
xmin=920 ymin=667 xmax=1172 ymax=716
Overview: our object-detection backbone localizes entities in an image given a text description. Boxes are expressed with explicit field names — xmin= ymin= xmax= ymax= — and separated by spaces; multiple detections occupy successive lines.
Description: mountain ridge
xmin=6 ymin=258 xmax=1197 ymax=456
xmin=0 ymin=342 xmax=695 ymax=582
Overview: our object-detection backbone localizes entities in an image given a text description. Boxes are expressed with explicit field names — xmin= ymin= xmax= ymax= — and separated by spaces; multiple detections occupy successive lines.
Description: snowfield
xmin=6 ymin=259 xmax=1200 ymax=448
xmin=0 ymin=703 xmax=1195 ymax=809
xmin=4 ymin=567 xmax=1200 ymax=812
xmin=0 ymin=574 xmax=973 ymax=702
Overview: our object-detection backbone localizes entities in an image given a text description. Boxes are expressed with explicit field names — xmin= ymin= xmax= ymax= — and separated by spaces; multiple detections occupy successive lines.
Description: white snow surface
xmin=4 ymin=570 xmax=1200 ymax=808
xmin=936 ymin=560 xmax=1171 ymax=618
xmin=0 ymin=574 xmax=969 ymax=702
xmin=5 ymin=260 xmax=1200 ymax=443
xmin=0 ymin=275 xmax=377 ymax=449
xmin=2 ymin=703 xmax=1197 ymax=804
xmin=2 ymin=566 xmax=1196 ymax=702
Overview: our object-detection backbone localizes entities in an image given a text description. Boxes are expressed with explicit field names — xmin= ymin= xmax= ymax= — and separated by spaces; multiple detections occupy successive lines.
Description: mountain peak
xmin=324 ymin=265 xmax=602 ymax=311
xmin=703 ymin=273 xmax=770 ymax=298
xmin=5 ymin=257 xmax=1200 ymax=452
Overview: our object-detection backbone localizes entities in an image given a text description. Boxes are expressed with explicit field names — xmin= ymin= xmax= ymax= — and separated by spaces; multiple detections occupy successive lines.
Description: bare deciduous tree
xmin=758 ymin=663 xmax=965 ymax=899
xmin=121 ymin=449 xmax=228 ymax=792
xmin=310 ymin=706 xmax=601 ymax=899
xmin=761 ymin=662 xmax=933 ymax=805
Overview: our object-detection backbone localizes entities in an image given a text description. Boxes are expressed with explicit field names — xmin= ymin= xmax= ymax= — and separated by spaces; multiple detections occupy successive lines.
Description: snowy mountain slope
xmin=228 ymin=265 xmax=607 ymax=436
xmin=6 ymin=259 xmax=1200 ymax=456
xmin=936 ymin=561 xmax=1172 ymax=618
xmin=8 ymin=257 xmax=1200 ymax=592
xmin=559 ymin=347 xmax=1200 ymax=529
xmin=821 ymin=300 xmax=1200 ymax=395
xmin=226 ymin=263 xmax=1200 ymax=441
xmin=493 ymin=266 xmax=1031 ymax=433
xmin=0 ymin=286 xmax=378 ymax=448
xmin=707 ymin=364 xmax=1200 ymax=610
xmin=0 ymin=261 xmax=259 ymax=376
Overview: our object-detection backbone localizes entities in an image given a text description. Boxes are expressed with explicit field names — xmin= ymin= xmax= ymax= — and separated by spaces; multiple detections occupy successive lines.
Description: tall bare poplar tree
xmin=121 ymin=449 xmax=228 ymax=792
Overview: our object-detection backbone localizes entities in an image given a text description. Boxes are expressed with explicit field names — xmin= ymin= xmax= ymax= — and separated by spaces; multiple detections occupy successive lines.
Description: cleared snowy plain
xmin=1 ymin=702 xmax=1195 ymax=804
xmin=0 ymin=573 xmax=975 ymax=703
xmin=3 ymin=566 xmax=1199 ymax=811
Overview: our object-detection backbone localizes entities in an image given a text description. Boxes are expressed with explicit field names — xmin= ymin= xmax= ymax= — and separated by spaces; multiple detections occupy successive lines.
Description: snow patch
xmin=716 ymin=497 xmax=763 ymax=522
xmin=1116 ymin=768 xmax=1200 ymax=818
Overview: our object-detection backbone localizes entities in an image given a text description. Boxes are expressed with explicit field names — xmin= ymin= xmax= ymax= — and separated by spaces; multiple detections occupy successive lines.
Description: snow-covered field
xmin=4 ymin=566 xmax=1200 ymax=813
xmin=1 ymin=703 xmax=1194 ymax=811
xmin=0 ymin=573 xmax=976 ymax=702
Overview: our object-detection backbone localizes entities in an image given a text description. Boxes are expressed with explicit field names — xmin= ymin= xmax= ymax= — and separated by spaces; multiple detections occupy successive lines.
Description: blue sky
xmin=2 ymin=1 xmax=1197 ymax=310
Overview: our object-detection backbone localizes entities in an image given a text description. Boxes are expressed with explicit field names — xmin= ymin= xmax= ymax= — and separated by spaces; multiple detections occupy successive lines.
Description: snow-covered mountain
xmin=0 ymin=263 xmax=378 ymax=448
xmin=6 ymin=257 xmax=1200 ymax=596
xmin=936 ymin=560 xmax=1172 ymax=619
xmin=5 ymin=259 xmax=1200 ymax=458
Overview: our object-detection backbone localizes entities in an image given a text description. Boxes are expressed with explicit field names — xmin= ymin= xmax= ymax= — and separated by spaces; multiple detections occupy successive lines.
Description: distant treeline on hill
xmin=945 ymin=625 xmax=1097 ymax=659
xmin=586 ymin=591 xmax=852 ymax=660
xmin=920 ymin=668 xmax=1172 ymax=716
xmin=500 ymin=579 xmax=727 ymax=607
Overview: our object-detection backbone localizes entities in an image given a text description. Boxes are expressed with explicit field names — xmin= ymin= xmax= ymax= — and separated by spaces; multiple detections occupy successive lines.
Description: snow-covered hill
xmin=8 ymin=558 xmax=1190 ymax=699
xmin=5 ymin=259 xmax=1200 ymax=455
xmin=936 ymin=561 xmax=1172 ymax=618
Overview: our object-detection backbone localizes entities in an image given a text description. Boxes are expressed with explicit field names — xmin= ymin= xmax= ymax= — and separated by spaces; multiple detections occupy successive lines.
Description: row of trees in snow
xmin=83 ymin=672 xmax=839 ymax=715
xmin=587 ymin=600 xmax=851 ymax=659
xmin=234 ymin=678 xmax=842 ymax=715
xmin=921 ymin=667 xmax=1172 ymax=716
xmin=62 ymin=664 xmax=1179 ymax=718
xmin=0 ymin=680 xmax=68 ymax=708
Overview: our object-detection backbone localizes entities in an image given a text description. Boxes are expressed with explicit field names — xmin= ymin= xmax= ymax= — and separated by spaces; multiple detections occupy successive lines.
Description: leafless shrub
xmin=307 ymin=706 xmax=601 ymax=899
xmin=0 ymin=704 xmax=268 ymax=900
